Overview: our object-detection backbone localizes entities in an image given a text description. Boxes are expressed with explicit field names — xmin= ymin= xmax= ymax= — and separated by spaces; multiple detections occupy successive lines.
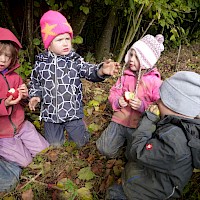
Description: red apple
xmin=6 ymin=88 xmax=19 ymax=100
xmin=124 ymin=91 xmax=135 ymax=102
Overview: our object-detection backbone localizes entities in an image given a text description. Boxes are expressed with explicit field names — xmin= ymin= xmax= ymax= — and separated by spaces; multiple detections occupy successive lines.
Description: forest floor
xmin=0 ymin=43 xmax=200 ymax=200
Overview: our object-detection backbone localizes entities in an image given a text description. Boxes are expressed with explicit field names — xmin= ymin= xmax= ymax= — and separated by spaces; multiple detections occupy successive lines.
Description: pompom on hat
xmin=125 ymin=34 xmax=164 ymax=69
xmin=160 ymin=71 xmax=200 ymax=118
xmin=40 ymin=10 xmax=73 ymax=49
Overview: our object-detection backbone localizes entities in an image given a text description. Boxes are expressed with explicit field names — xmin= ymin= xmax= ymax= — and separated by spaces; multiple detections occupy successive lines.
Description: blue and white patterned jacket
xmin=29 ymin=51 xmax=105 ymax=123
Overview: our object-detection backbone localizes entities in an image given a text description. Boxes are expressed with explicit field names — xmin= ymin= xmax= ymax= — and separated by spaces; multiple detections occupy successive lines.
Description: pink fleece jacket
xmin=0 ymin=65 xmax=25 ymax=138
xmin=109 ymin=68 xmax=162 ymax=128
xmin=0 ymin=28 xmax=25 ymax=138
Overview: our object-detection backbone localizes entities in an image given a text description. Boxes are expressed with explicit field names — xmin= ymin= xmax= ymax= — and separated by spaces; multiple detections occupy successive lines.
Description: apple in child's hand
xmin=148 ymin=104 xmax=160 ymax=116
xmin=6 ymin=88 xmax=19 ymax=100
xmin=124 ymin=91 xmax=135 ymax=102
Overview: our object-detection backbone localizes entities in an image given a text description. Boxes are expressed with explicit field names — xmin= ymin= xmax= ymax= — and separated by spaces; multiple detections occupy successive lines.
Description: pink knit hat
xmin=40 ymin=10 xmax=73 ymax=49
xmin=124 ymin=34 xmax=164 ymax=69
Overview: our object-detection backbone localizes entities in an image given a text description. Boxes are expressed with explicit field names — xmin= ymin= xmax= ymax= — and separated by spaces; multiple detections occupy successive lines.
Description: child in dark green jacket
xmin=106 ymin=71 xmax=200 ymax=200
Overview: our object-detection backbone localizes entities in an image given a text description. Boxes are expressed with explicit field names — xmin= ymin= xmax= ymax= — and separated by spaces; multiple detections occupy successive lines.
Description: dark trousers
xmin=44 ymin=119 xmax=90 ymax=147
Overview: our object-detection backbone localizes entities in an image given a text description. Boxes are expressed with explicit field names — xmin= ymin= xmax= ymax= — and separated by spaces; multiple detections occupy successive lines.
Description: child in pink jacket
xmin=96 ymin=34 xmax=164 ymax=158
xmin=0 ymin=27 xmax=49 ymax=168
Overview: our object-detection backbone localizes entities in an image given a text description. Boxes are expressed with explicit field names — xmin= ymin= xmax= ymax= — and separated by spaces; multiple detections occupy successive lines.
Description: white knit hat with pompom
xmin=125 ymin=34 xmax=164 ymax=69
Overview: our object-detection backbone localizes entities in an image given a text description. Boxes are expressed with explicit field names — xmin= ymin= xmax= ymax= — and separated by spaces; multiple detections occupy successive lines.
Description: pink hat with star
xmin=40 ymin=10 xmax=73 ymax=49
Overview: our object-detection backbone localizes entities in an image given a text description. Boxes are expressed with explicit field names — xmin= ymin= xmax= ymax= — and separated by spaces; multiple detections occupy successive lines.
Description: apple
xmin=124 ymin=91 xmax=135 ymax=102
xmin=6 ymin=88 xmax=19 ymax=100
xmin=148 ymin=104 xmax=160 ymax=116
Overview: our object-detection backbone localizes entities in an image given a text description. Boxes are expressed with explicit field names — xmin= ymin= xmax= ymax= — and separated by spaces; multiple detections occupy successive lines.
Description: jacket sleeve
xmin=126 ymin=112 xmax=189 ymax=171
xmin=141 ymin=76 xmax=163 ymax=110
xmin=17 ymin=75 xmax=29 ymax=106
xmin=108 ymin=77 xmax=125 ymax=111
xmin=0 ymin=99 xmax=12 ymax=116
xmin=78 ymin=57 xmax=108 ymax=82
xmin=29 ymin=61 xmax=42 ymax=98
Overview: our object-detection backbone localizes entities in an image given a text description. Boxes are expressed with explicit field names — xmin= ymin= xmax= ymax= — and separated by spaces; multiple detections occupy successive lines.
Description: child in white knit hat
xmin=106 ymin=71 xmax=200 ymax=200
xmin=96 ymin=34 xmax=164 ymax=158
xmin=28 ymin=10 xmax=120 ymax=148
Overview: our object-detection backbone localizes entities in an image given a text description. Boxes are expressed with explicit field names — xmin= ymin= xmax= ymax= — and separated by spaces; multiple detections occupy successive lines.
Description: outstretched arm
xmin=97 ymin=61 xmax=120 ymax=76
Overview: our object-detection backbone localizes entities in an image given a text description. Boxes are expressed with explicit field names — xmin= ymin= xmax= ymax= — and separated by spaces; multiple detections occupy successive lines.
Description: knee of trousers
xmin=96 ymin=140 xmax=119 ymax=158
xmin=18 ymin=156 xmax=33 ymax=168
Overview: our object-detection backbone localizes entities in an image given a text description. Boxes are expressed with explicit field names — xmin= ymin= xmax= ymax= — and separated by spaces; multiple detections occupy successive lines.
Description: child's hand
xmin=119 ymin=96 xmax=128 ymax=108
xmin=129 ymin=97 xmax=142 ymax=110
xmin=29 ymin=97 xmax=41 ymax=111
xmin=98 ymin=61 xmax=120 ymax=76
xmin=4 ymin=92 xmax=23 ymax=107
xmin=18 ymin=84 xmax=28 ymax=99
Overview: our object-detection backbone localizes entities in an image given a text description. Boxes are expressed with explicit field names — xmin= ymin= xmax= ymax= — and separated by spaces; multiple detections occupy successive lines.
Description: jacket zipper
xmin=165 ymin=186 xmax=178 ymax=199
xmin=54 ymin=55 xmax=59 ymax=123
xmin=0 ymin=73 xmax=17 ymax=134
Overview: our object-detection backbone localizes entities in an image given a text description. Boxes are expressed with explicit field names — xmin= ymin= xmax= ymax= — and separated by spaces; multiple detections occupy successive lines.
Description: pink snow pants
xmin=0 ymin=120 xmax=49 ymax=167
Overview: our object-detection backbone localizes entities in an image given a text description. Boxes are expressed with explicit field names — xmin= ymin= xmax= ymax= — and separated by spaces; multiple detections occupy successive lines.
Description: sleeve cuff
xmin=137 ymin=100 xmax=145 ymax=113
xmin=96 ymin=63 xmax=110 ymax=79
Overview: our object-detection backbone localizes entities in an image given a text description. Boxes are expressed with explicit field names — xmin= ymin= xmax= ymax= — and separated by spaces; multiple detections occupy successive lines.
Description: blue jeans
xmin=0 ymin=158 xmax=21 ymax=192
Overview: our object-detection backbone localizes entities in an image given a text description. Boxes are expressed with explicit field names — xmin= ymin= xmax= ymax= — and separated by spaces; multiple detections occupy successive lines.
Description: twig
xmin=31 ymin=180 xmax=64 ymax=191
xmin=175 ymin=43 xmax=182 ymax=70
xmin=19 ymin=170 xmax=43 ymax=190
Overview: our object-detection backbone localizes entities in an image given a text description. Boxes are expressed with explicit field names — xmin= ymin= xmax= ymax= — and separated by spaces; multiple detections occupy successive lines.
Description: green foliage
xmin=77 ymin=167 xmax=95 ymax=181
xmin=33 ymin=38 xmax=41 ymax=46
xmin=72 ymin=36 xmax=83 ymax=45
xmin=88 ymin=123 xmax=101 ymax=133
xmin=80 ymin=6 xmax=90 ymax=15
xmin=84 ymin=52 xmax=96 ymax=63
xmin=45 ymin=0 xmax=73 ymax=11
xmin=57 ymin=178 xmax=78 ymax=199
xmin=180 ymin=172 xmax=200 ymax=200
xmin=170 ymin=26 xmax=190 ymax=46
xmin=16 ymin=50 xmax=32 ymax=80
xmin=104 ymin=0 xmax=114 ymax=5
xmin=63 ymin=0 xmax=73 ymax=9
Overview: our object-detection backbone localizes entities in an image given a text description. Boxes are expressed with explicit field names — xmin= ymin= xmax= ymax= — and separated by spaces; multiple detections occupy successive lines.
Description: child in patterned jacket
xmin=29 ymin=10 xmax=120 ymax=148
xmin=96 ymin=34 xmax=164 ymax=158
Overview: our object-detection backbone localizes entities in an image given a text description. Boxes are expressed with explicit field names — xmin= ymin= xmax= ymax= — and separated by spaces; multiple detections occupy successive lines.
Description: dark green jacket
xmin=123 ymin=112 xmax=200 ymax=200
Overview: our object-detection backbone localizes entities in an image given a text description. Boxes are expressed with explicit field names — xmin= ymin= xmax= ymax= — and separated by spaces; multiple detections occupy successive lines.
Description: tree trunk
xmin=116 ymin=4 xmax=144 ymax=63
xmin=71 ymin=0 xmax=94 ymax=37
xmin=0 ymin=0 xmax=19 ymax=38
xmin=95 ymin=5 xmax=118 ymax=62
xmin=26 ymin=0 xmax=34 ymax=64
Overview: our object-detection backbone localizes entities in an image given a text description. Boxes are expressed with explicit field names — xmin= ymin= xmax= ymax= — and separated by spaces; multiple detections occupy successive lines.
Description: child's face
xmin=0 ymin=45 xmax=12 ymax=72
xmin=157 ymin=99 xmax=186 ymax=119
xmin=128 ymin=49 xmax=140 ymax=71
xmin=49 ymin=33 xmax=72 ymax=56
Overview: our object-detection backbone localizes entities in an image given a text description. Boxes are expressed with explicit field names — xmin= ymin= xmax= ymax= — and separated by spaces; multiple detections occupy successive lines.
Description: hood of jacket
xmin=158 ymin=116 xmax=200 ymax=169
xmin=0 ymin=28 xmax=22 ymax=74
xmin=0 ymin=27 xmax=22 ymax=49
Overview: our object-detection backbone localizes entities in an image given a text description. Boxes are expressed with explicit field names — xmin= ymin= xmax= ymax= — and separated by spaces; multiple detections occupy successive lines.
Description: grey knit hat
xmin=160 ymin=71 xmax=200 ymax=117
